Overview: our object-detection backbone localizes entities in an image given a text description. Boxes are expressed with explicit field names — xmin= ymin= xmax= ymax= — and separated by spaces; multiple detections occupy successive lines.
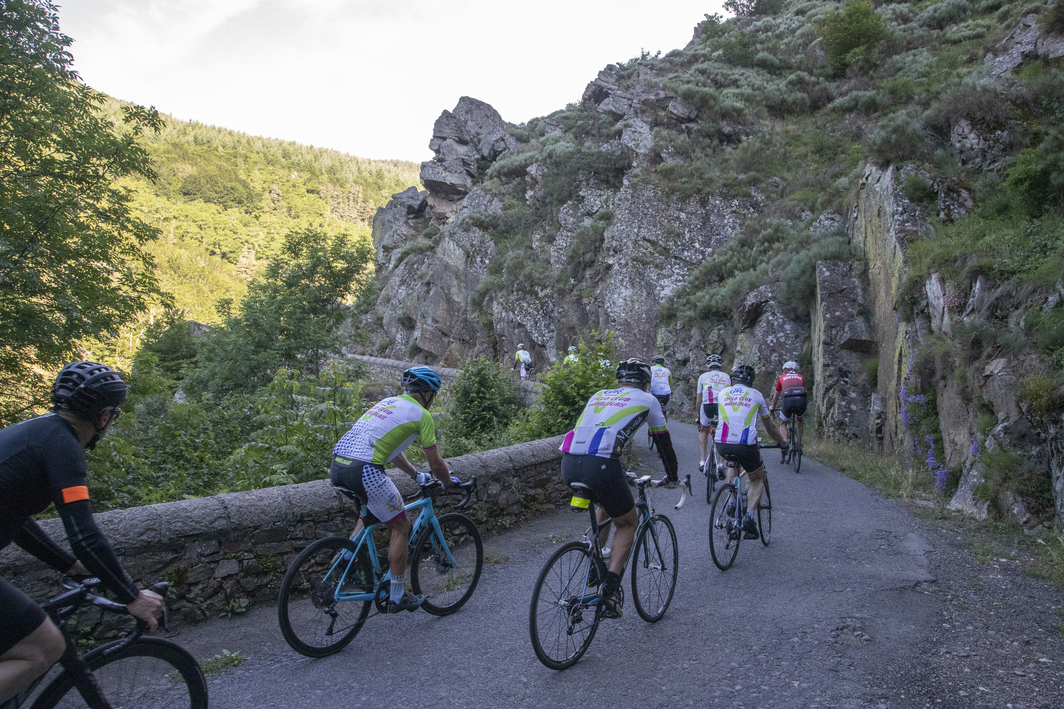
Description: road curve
xmin=151 ymin=421 xmax=1061 ymax=708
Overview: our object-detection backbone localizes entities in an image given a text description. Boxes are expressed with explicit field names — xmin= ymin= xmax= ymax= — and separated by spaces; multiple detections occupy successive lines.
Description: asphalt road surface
xmin=131 ymin=422 xmax=1064 ymax=708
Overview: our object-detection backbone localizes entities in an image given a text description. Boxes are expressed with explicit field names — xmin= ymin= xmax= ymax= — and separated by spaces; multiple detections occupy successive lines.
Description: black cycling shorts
xmin=654 ymin=394 xmax=671 ymax=410
xmin=1 ymin=577 xmax=47 ymax=655
xmin=782 ymin=394 xmax=808 ymax=419
xmin=713 ymin=443 xmax=764 ymax=474
xmin=560 ymin=453 xmax=634 ymax=520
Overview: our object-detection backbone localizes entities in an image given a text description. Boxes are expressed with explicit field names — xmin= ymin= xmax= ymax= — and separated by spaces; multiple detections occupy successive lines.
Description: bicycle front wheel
xmin=410 ymin=513 xmax=483 ymax=616
xmin=529 ymin=541 xmax=601 ymax=670
xmin=278 ymin=536 xmax=372 ymax=658
xmin=709 ymin=484 xmax=741 ymax=571
xmin=32 ymin=637 xmax=207 ymax=709
xmin=758 ymin=477 xmax=772 ymax=546
xmin=631 ymin=514 xmax=678 ymax=622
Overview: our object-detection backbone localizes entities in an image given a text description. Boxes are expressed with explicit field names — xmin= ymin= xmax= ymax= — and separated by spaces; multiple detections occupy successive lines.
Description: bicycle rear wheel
xmin=794 ymin=430 xmax=803 ymax=474
xmin=709 ymin=484 xmax=741 ymax=570
xmin=278 ymin=536 xmax=372 ymax=657
xmin=758 ymin=477 xmax=772 ymax=546
xmin=529 ymin=541 xmax=601 ymax=670
xmin=631 ymin=514 xmax=678 ymax=622
xmin=410 ymin=513 xmax=483 ymax=616
xmin=32 ymin=637 xmax=207 ymax=709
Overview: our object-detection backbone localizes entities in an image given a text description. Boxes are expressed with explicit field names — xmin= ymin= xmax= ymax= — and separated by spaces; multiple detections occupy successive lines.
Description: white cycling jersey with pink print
xmin=561 ymin=387 xmax=668 ymax=459
xmin=714 ymin=384 xmax=770 ymax=445
xmin=697 ymin=370 xmax=732 ymax=404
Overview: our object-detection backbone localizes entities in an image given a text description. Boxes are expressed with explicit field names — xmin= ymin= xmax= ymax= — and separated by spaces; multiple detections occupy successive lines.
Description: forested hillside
xmin=89 ymin=99 xmax=420 ymax=368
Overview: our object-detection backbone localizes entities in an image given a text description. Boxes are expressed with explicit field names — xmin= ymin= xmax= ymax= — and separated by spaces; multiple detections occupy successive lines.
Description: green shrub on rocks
xmin=438 ymin=357 xmax=522 ymax=457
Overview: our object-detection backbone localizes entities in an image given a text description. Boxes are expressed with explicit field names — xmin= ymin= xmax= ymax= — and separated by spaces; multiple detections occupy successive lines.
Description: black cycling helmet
xmin=402 ymin=367 xmax=442 ymax=393
xmin=731 ymin=364 xmax=755 ymax=387
xmin=51 ymin=361 xmax=127 ymax=420
xmin=615 ymin=358 xmax=652 ymax=389
xmin=706 ymin=354 xmax=723 ymax=369
xmin=652 ymin=355 xmax=665 ymax=365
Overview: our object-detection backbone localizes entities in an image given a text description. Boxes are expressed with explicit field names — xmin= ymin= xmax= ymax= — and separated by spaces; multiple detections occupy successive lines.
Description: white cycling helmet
xmin=518 ymin=343 xmax=526 ymax=349
xmin=568 ymin=346 xmax=577 ymax=353
xmin=783 ymin=360 xmax=799 ymax=372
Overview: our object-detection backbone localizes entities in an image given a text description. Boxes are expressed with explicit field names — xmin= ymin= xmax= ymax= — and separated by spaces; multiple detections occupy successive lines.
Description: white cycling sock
xmin=390 ymin=574 xmax=404 ymax=602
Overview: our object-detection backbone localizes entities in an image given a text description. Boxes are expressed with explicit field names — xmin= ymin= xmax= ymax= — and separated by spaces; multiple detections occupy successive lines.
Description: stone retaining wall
xmin=0 ymin=436 xmax=565 ymax=632
xmin=348 ymin=353 xmax=539 ymax=406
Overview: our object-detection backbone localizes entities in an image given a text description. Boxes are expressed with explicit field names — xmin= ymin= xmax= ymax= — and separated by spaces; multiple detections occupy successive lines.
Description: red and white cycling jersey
xmin=775 ymin=371 xmax=805 ymax=393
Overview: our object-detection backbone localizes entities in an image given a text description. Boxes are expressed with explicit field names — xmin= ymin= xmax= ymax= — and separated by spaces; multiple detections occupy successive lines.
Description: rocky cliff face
xmin=357 ymin=6 xmax=1064 ymax=531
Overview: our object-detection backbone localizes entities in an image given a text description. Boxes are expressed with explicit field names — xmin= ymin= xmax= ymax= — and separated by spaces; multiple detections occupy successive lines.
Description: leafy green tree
xmin=511 ymin=335 xmax=619 ymax=441
xmin=187 ymin=228 xmax=374 ymax=395
xmin=0 ymin=0 xmax=165 ymax=423
xmin=439 ymin=357 xmax=522 ymax=456
xmin=818 ymin=0 xmax=888 ymax=76
xmin=227 ymin=366 xmax=363 ymax=490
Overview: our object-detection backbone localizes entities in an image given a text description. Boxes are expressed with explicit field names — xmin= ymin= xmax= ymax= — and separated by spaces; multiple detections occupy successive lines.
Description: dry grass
xmin=806 ymin=436 xmax=938 ymax=500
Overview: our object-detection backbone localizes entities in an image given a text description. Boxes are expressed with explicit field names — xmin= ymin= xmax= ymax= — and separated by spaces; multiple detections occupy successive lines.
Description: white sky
xmin=56 ymin=0 xmax=728 ymax=163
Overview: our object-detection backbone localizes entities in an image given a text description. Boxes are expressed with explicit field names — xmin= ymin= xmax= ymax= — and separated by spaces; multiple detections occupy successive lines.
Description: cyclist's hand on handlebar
xmin=127 ymin=589 xmax=164 ymax=631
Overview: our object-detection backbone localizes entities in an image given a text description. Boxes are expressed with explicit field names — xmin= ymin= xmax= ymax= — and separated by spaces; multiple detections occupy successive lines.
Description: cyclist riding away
xmin=1 ymin=362 xmax=163 ymax=705
xmin=565 ymin=346 xmax=578 ymax=364
xmin=695 ymin=354 xmax=731 ymax=475
xmin=512 ymin=344 xmax=532 ymax=380
xmin=714 ymin=365 xmax=786 ymax=540
xmin=330 ymin=367 xmax=454 ymax=614
xmin=559 ymin=359 xmax=679 ymax=619
xmin=769 ymin=361 xmax=807 ymax=464
xmin=649 ymin=356 xmax=672 ymax=419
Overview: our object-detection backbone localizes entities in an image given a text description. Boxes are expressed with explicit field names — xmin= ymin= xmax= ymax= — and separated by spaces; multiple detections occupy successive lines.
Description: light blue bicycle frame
xmin=328 ymin=495 xmax=457 ymax=604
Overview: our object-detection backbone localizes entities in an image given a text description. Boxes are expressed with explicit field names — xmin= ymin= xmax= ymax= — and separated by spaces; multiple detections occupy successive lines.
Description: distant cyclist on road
xmin=695 ymin=354 xmax=731 ymax=475
xmin=769 ymin=360 xmax=807 ymax=464
xmin=330 ymin=367 xmax=454 ymax=614
xmin=1 ymin=362 xmax=163 ymax=706
xmin=564 ymin=346 xmax=579 ymax=364
xmin=649 ymin=356 xmax=672 ymax=419
xmin=559 ymin=359 xmax=679 ymax=619
xmin=512 ymin=344 xmax=532 ymax=380
xmin=714 ymin=365 xmax=786 ymax=540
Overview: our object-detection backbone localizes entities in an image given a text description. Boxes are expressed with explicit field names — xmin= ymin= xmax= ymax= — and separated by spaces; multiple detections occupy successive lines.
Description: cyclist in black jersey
xmin=0 ymin=362 xmax=163 ymax=705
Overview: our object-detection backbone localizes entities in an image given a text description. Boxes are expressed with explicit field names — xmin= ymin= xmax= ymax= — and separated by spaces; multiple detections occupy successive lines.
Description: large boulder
xmin=734 ymin=283 xmax=810 ymax=393
xmin=420 ymin=97 xmax=518 ymax=200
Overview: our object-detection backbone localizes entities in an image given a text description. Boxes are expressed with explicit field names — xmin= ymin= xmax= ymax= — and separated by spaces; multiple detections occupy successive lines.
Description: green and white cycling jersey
xmin=650 ymin=365 xmax=672 ymax=396
xmin=561 ymin=387 xmax=668 ymax=459
xmin=714 ymin=383 xmax=770 ymax=445
xmin=333 ymin=394 xmax=436 ymax=465
xmin=697 ymin=370 xmax=731 ymax=405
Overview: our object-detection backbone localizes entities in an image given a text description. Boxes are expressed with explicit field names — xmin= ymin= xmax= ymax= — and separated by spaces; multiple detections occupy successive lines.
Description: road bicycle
xmin=529 ymin=472 xmax=678 ymax=670
xmin=708 ymin=445 xmax=777 ymax=571
xmin=277 ymin=477 xmax=482 ymax=658
xmin=702 ymin=420 xmax=722 ymax=505
xmin=7 ymin=578 xmax=207 ymax=709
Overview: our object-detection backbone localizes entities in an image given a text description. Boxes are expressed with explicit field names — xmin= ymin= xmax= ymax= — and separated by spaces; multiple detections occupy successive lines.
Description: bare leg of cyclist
xmin=698 ymin=426 xmax=709 ymax=467
xmin=796 ymin=416 xmax=804 ymax=447
xmin=606 ymin=509 xmax=636 ymax=576
xmin=595 ymin=509 xmax=612 ymax=551
xmin=385 ymin=514 xmax=421 ymax=611
xmin=745 ymin=466 xmax=766 ymax=512
xmin=0 ymin=619 xmax=65 ymax=703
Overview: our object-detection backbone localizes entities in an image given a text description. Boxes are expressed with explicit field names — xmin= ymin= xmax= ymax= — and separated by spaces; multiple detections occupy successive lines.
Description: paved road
xmin=142 ymin=422 xmax=1058 ymax=708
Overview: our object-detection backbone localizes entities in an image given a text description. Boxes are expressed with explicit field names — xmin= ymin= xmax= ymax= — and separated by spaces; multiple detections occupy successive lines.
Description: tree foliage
xmin=818 ymin=0 xmax=888 ymax=76
xmin=438 ymin=357 xmax=522 ymax=456
xmin=0 ymin=0 xmax=165 ymax=423
xmin=186 ymin=228 xmax=374 ymax=396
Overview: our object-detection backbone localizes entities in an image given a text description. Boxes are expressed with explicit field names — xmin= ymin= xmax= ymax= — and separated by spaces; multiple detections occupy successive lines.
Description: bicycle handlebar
xmin=416 ymin=475 xmax=478 ymax=509
xmin=55 ymin=578 xmax=171 ymax=635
